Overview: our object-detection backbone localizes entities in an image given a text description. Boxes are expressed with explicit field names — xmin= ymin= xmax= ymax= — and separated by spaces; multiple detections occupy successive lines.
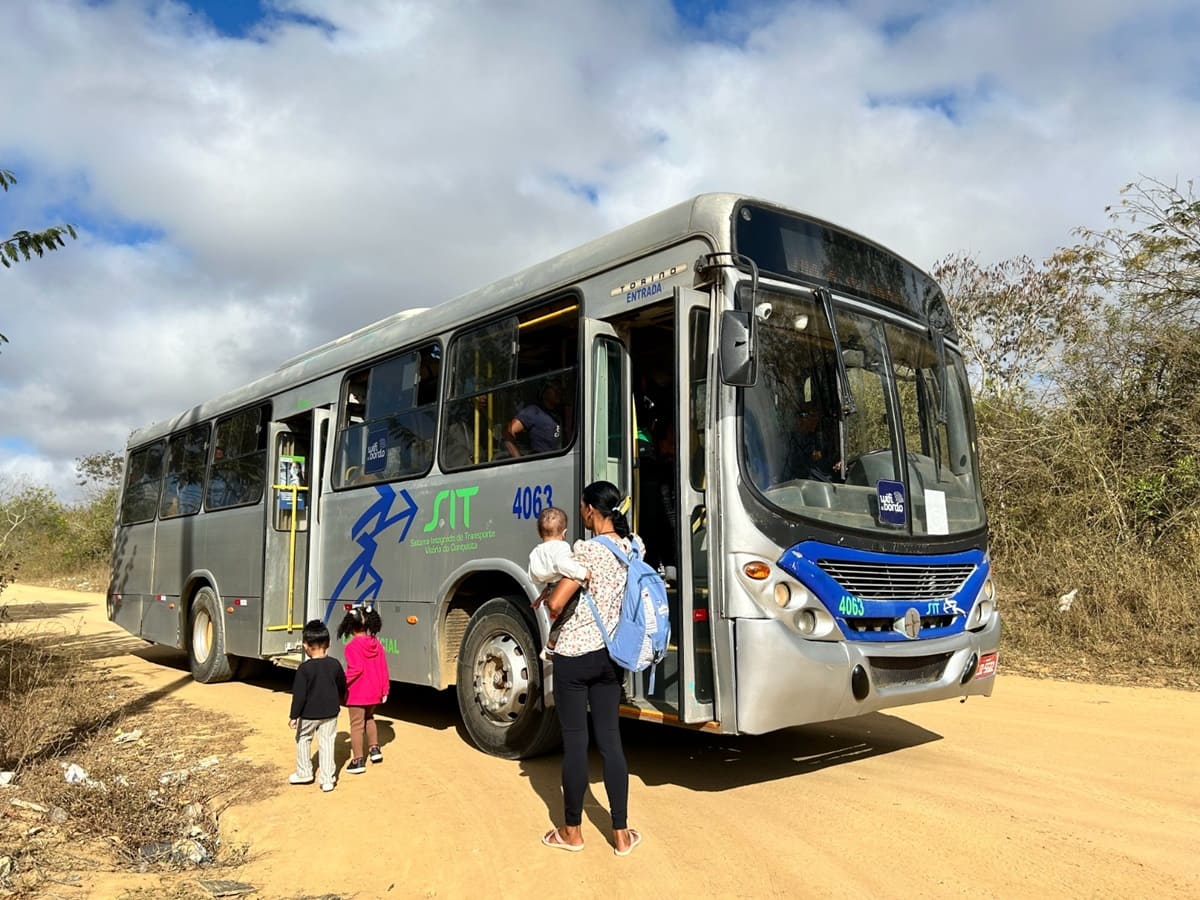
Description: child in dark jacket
xmin=289 ymin=619 xmax=347 ymax=792
xmin=338 ymin=606 xmax=390 ymax=774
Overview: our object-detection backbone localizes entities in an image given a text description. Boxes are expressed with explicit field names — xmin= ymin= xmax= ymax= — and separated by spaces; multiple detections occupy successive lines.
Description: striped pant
xmin=295 ymin=717 xmax=338 ymax=786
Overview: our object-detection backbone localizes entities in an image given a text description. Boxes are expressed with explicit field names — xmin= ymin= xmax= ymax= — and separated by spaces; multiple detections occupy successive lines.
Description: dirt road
xmin=6 ymin=583 xmax=1199 ymax=899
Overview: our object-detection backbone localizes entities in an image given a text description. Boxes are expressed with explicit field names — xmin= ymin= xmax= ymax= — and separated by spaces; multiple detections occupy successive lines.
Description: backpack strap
xmin=582 ymin=535 xmax=629 ymax=654
xmin=593 ymin=534 xmax=634 ymax=568
xmin=582 ymin=590 xmax=614 ymax=649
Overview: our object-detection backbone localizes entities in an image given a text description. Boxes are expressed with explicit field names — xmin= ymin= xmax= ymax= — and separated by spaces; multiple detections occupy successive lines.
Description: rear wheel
xmin=188 ymin=587 xmax=237 ymax=683
xmin=456 ymin=599 xmax=559 ymax=759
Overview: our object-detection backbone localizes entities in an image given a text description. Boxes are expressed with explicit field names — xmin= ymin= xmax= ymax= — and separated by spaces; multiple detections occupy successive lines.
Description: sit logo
xmin=423 ymin=486 xmax=479 ymax=532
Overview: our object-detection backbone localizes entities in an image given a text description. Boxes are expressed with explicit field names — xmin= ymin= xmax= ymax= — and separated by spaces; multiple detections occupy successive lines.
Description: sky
xmin=2 ymin=0 xmax=1198 ymax=502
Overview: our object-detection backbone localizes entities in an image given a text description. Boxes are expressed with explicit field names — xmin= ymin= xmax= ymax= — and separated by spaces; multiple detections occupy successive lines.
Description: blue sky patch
xmin=673 ymin=0 xmax=737 ymax=30
xmin=176 ymin=0 xmax=333 ymax=39
xmin=0 ymin=161 xmax=162 ymax=246
xmin=69 ymin=213 xmax=164 ymax=246
xmin=880 ymin=11 xmax=924 ymax=42
xmin=867 ymin=88 xmax=970 ymax=123
xmin=555 ymin=175 xmax=601 ymax=206
xmin=0 ymin=436 xmax=37 ymax=455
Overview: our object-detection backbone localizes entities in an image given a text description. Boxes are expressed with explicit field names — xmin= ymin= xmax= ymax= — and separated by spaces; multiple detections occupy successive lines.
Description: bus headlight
xmin=794 ymin=608 xmax=818 ymax=635
xmin=775 ymin=581 xmax=813 ymax=611
xmin=734 ymin=555 xmax=813 ymax=616
xmin=774 ymin=583 xmax=791 ymax=607
xmin=967 ymin=578 xmax=997 ymax=629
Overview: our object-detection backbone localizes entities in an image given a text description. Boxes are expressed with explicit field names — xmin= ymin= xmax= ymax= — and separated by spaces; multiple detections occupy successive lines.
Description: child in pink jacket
xmin=337 ymin=606 xmax=390 ymax=774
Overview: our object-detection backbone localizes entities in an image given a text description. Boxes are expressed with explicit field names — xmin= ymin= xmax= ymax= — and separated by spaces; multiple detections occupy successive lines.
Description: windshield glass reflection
xmin=740 ymin=287 xmax=984 ymax=535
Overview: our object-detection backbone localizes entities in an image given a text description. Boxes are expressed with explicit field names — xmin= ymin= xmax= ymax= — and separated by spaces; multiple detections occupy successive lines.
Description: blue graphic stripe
xmin=324 ymin=484 xmax=418 ymax=622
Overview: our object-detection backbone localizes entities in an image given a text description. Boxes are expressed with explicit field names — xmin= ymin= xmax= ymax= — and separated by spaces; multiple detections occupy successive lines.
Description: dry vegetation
xmin=0 ymin=606 xmax=272 ymax=898
xmin=933 ymin=177 xmax=1200 ymax=689
xmin=971 ymin=402 xmax=1200 ymax=688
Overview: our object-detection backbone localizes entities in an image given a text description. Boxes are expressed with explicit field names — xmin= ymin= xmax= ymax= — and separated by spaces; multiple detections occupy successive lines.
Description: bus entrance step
xmin=271 ymin=652 xmax=305 ymax=670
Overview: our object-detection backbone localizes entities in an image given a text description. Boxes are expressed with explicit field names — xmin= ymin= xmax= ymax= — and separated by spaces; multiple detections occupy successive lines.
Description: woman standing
xmin=539 ymin=480 xmax=643 ymax=857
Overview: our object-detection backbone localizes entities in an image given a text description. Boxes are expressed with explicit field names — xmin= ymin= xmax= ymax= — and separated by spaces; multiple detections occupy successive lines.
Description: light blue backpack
xmin=583 ymin=536 xmax=671 ymax=681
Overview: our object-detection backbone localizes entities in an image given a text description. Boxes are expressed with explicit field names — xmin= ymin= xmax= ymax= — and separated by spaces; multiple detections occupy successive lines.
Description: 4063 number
xmin=837 ymin=595 xmax=865 ymax=617
xmin=512 ymin=484 xmax=554 ymax=520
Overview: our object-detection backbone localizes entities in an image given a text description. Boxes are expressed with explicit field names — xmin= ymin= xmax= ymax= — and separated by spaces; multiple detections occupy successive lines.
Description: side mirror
xmin=719 ymin=309 xmax=757 ymax=387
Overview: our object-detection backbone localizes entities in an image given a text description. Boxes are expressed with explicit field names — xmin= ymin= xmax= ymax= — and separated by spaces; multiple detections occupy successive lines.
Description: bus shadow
xmin=378 ymin=684 xmax=461 ymax=736
xmin=130 ymin=643 xmax=192 ymax=671
xmin=128 ymin=646 xmax=464 ymax=740
xmin=0 ymin=603 xmax=151 ymax=661
xmin=55 ymin=631 xmax=155 ymax=661
xmin=0 ymin=599 xmax=97 ymax=622
xmin=518 ymin=711 xmax=941 ymax=832
xmin=624 ymin=712 xmax=942 ymax=791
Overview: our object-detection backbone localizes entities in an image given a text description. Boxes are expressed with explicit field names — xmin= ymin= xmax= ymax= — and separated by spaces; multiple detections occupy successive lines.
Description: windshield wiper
xmin=932 ymin=329 xmax=948 ymax=425
xmin=815 ymin=287 xmax=856 ymax=417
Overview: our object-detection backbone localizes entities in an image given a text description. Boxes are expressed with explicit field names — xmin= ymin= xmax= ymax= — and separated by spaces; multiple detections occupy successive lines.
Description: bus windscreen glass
xmin=734 ymin=204 xmax=957 ymax=337
xmin=740 ymin=287 xmax=984 ymax=536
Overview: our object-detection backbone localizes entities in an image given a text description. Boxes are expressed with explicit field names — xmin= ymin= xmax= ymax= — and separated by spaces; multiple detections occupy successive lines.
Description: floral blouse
xmin=553 ymin=534 xmax=645 ymax=658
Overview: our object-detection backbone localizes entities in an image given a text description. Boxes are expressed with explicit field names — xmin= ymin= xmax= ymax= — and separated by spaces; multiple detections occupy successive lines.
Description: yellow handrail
xmin=266 ymin=482 xmax=309 ymax=633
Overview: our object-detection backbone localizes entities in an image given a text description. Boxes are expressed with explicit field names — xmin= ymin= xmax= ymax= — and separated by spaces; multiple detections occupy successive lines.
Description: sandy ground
xmin=4 ymin=583 xmax=1199 ymax=900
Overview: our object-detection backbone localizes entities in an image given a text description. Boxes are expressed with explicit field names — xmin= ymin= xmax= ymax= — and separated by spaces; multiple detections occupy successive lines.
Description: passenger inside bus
xmin=503 ymin=383 xmax=565 ymax=457
xmin=786 ymin=401 xmax=843 ymax=483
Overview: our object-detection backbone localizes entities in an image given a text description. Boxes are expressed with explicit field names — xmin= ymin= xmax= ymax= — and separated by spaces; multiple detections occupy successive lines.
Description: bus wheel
xmin=188 ymin=587 xmax=237 ymax=683
xmin=456 ymin=598 xmax=559 ymax=759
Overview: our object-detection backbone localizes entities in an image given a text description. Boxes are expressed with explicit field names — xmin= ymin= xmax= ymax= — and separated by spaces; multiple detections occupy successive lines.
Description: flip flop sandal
xmin=614 ymin=830 xmax=642 ymax=857
xmin=542 ymin=828 xmax=585 ymax=852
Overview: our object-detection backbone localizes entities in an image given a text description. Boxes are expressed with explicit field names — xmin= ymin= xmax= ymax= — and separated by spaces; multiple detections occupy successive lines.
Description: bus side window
xmin=440 ymin=298 xmax=578 ymax=470
xmin=335 ymin=344 xmax=440 ymax=488
xmin=122 ymin=441 xmax=165 ymax=525
xmin=206 ymin=405 xmax=270 ymax=510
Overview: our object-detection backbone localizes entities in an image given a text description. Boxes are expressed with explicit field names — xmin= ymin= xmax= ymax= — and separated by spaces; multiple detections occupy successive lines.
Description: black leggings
xmin=553 ymin=648 xmax=629 ymax=830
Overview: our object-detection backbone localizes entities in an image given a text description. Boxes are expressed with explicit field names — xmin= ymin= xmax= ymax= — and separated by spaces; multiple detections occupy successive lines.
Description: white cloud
xmin=1 ymin=0 xmax=1197 ymax=499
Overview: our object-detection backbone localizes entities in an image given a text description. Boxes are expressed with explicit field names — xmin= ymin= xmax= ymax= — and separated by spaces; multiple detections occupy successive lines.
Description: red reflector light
xmin=975 ymin=651 xmax=998 ymax=679
xmin=344 ymin=603 xmax=354 ymax=610
xmin=692 ymin=609 xmax=708 ymax=622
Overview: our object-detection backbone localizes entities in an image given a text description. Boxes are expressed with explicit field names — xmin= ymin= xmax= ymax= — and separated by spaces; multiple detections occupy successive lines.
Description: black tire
xmin=456 ymin=598 xmax=560 ymax=759
xmin=188 ymin=586 xmax=237 ymax=683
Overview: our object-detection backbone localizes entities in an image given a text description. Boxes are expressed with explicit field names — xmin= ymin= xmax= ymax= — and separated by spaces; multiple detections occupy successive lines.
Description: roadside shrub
xmin=0 ymin=629 xmax=102 ymax=772
xmin=0 ymin=623 xmax=264 ymax=894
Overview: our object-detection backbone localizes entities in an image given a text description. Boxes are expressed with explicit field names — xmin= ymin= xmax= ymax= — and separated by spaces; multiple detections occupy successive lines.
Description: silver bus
xmin=108 ymin=194 xmax=999 ymax=758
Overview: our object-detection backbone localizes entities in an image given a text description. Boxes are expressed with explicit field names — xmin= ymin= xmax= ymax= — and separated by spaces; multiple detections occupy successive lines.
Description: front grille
xmin=817 ymin=560 xmax=976 ymax=600
xmin=845 ymin=617 xmax=894 ymax=633
xmin=845 ymin=614 xmax=956 ymax=634
xmin=867 ymin=653 xmax=952 ymax=687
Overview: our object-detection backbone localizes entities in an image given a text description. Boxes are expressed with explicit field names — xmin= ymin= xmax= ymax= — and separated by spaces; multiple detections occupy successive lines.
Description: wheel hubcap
xmin=192 ymin=608 xmax=213 ymax=664
xmin=472 ymin=632 xmax=530 ymax=724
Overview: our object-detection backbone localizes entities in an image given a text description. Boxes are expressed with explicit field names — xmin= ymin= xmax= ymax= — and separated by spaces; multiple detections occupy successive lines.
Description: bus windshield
xmin=740 ymin=286 xmax=985 ymax=536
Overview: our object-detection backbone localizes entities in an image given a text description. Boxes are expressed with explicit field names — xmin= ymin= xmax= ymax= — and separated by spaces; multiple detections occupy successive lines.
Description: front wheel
xmin=188 ymin=586 xmax=237 ymax=683
xmin=456 ymin=598 xmax=560 ymax=759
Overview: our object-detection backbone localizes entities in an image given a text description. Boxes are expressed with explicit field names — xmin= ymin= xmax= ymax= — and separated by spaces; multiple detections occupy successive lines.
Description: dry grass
xmin=0 ymin=625 xmax=272 ymax=898
xmin=34 ymin=564 xmax=110 ymax=595
xmin=995 ymin=542 xmax=1200 ymax=690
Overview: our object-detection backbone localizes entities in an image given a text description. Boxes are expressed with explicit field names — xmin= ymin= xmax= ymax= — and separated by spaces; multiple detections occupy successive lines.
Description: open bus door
xmin=630 ymin=288 xmax=716 ymax=722
xmin=599 ymin=289 xmax=716 ymax=724
xmin=262 ymin=409 xmax=329 ymax=655
xmin=675 ymin=287 xmax=716 ymax=721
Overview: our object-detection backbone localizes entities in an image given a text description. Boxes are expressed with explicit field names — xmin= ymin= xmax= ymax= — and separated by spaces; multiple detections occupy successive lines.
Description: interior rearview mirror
xmin=719 ymin=309 xmax=756 ymax=387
